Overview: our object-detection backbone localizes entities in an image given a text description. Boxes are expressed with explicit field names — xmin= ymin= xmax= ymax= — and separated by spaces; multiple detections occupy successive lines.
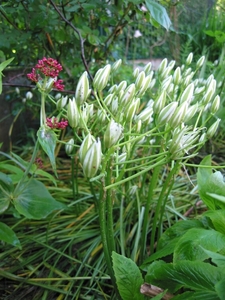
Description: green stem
xmin=150 ymin=161 xmax=180 ymax=254
xmin=139 ymin=164 xmax=162 ymax=263
xmin=105 ymin=160 xmax=115 ymax=254
xmin=98 ymin=178 xmax=119 ymax=296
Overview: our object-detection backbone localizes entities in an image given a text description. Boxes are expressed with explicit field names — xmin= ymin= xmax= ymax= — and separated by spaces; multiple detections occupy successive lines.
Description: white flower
xmin=134 ymin=30 xmax=142 ymax=38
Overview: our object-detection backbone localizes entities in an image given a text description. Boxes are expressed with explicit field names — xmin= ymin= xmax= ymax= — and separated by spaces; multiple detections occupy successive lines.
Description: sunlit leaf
xmin=145 ymin=0 xmax=172 ymax=31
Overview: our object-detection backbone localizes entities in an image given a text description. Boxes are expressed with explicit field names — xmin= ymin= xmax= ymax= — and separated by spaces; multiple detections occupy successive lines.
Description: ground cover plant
xmin=0 ymin=48 xmax=224 ymax=299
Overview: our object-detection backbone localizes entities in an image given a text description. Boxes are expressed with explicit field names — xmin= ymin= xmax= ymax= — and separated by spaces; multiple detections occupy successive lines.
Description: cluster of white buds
xmin=63 ymin=53 xmax=221 ymax=179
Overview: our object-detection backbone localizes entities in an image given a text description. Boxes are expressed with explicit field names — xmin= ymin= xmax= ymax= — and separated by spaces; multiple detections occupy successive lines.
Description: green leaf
xmin=0 ymin=57 xmax=14 ymax=72
xmin=173 ymin=291 xmax=220 ymax=300
xmin=112 ymin=251 xmax=144 ymax=300
xmin=10 ymin=152 xmax=57 ymax=185
xmin=145 ymin=0 xmax=172 ymax=31
xmin=0 ymin=222 xmax=21 ymax=249
xmin=0 ymin=171 xmax=13 ymax=213
xmin=145 ymin=260 xmax=223 ymax=294
xmin=200 ymin=248 xmax=225 ymax=268
xmin=13 ymin=179 xmax=65 ymax=219
xmin=197 ymin=155 xmax=225 ymax=210
xmin=37 ymin=127 xmax=58 ymax=177
xmin=215 ymin=279 xmax=225 ymax=300
xmin=173 ymin=228 xmax=225 ymax=262
xmin=203 ymin=210 xmax=225 ymax=235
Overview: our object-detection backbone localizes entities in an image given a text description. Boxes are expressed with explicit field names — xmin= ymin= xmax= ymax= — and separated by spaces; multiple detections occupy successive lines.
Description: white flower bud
xmin=135 ymin=105 xmax=153 ymax=124
xmin=75 ymin=71 xmax=89 ymax=106
xmin=153 ymin=91 xmax=166 ymax=114
xmin=186 ymin=52 xmax=193 ymax=65
xmin=65 ymin=138 xmax=74 ymax=156
xmin=133 ymin=67 xmax=139 ymax=78
xmin=135 ymin=71 xmax=145 ymax=90
xmin=173 ymin=67 xmax=181 ymax=85
xmin=57 ymin=96 xmax=68 ymax=110
xmin=196 ymin=55 xmax=205 ymax=68
xmin=169 ymin=102 xmax=188 ymax=128
xmin=180 ymin=83 xmax=194 ymax=104
xmin=157 ymin=101 xmax=178 ymax=127
xmin=211 ymin=95 xmax=220 ymax=114
xmin=117 ymin=81 xmax=127 ymax=93
xmin=67 ymin=98 xmax=80 ymax=128
xmin=93 ymin=64 xmax=111 ymax=91
xmin=79 ymin=133 xmax=95 ymax=164
xmin=184 ymin=103 xmax=199 ymax=122
xmin=112 ymin=59 xmax=122 ymax=72
xmin=158 ymin=58 xmax=168 ymax=74
xmin=120 ymin=83 xmax=136 ymax=105
xmin=161 ymin=75 xmax=173 ymax=91
xmin=104 ymin=119 xmax=123 ymax=149
xmin=82 ymin=138 xmax=102 ymax=178
xmin=207 ymin=119 xmax=220 ymax=138
xmin=144 ymin=62 xmax=152 ymax=74
xmin=26 ymin=91 xmax=33 ymax=100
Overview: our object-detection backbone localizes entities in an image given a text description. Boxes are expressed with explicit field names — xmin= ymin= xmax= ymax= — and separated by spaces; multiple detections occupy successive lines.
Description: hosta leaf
xmin=173 ymin=228 xmax=225 ymax=262
xmin=145 ymin=260 xmax=223 ymax=294
xmin=37 ymin=127 xmax=58 ymax=177
xmin=0 ymin=222 xmax=21 ymax=249
xmin=145 ymin=0 xmax=172 ymax=31
xmin=112 ymin=251 xmax=144 ymax=300
xmin=13 ymin=179 xmax=65 ymax=219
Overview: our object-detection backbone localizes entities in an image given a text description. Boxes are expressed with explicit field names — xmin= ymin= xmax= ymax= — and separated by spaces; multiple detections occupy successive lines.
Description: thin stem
xmin=150 ymin=161 xmax=180 ymax=254
xmin=139 ymin=164 xmax=162 ymax=263
xmin=105 ymin=159 xmax=115 ymax=255
xmin=105 ymin=157 xmax=166 ymax=190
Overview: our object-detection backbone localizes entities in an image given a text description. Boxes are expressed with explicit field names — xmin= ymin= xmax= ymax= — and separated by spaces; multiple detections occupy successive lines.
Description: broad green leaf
xmin=145 ymin=0 xmax=172 ymax=31
xmin=200 ymin=248 xmax=225 ymax=268
xmin=37 ymin=127 xmax=57 ymax=177
xmin=145 ymin=260 xmax=223 ymax=294
xmin=173 ymin=228 xmax=225 ymax=262
xmin=112 ymin=251 xmax=144 ymax=300
xmin=197 ymin=155 xmax=225 ymax=210
xmin=0 ymin=222 xmax=21 ymax=249
xmin=13 ymin=179 xmax=65 ymax=219
xmin=203 ymin=210 xmax=225 ymax=235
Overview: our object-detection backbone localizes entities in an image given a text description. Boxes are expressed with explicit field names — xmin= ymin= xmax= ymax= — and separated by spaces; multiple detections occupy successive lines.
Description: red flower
xmin=46 ymin=117 xmax=68 ymax=129
xmin=27 ymin=57 xmax=64 ymax=91
xmin=53 ymin=79 xmax=65 ymax=91
xmin=36 ymin=57 xmax=63 ymax=78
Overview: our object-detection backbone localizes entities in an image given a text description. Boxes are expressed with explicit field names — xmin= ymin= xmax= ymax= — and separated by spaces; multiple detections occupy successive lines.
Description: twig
xmin=49 ymin=0 xmax=93 ymax=80
xmin=140 ymin=283 xmax=173 ymax=299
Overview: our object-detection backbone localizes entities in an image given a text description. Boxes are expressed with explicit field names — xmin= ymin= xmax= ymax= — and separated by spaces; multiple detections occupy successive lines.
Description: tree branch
xmin=49 ymin=0 xmax=93 ymax=80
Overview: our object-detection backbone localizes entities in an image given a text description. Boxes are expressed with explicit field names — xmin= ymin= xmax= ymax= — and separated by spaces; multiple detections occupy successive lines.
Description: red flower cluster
xmin=46 ymin=117 xmax=68 ymax=129
xmin=27 ymin=57 xmax=64 ymax=91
